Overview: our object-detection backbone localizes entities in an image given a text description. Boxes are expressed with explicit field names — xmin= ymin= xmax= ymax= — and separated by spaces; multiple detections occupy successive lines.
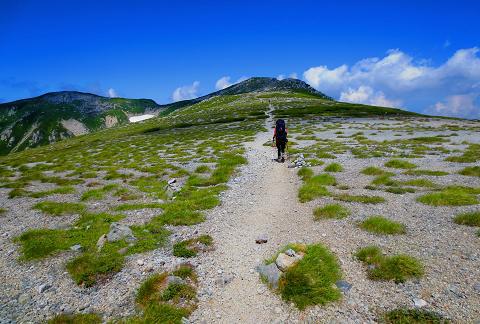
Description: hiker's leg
xmin=280 ymin=142 xmax=286 ymax=161
xmin=276 ymin=143 xmax=281 ymax=159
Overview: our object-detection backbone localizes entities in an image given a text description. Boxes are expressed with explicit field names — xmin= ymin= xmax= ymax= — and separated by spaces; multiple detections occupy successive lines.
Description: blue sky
xmin=1 ymin=0 xmax=479 ymax=117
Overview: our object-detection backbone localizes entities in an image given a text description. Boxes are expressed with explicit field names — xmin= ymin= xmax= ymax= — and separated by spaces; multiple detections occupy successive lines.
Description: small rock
xmin=285 ymin=249 xmax=296 ymax=257
xmin=275 ymin=253 xmax=302 ymax=272
xmin=413 ymin=298 xmax=428 ymax=308
xmin=167 ymin=275 xmax=185 ymax=285
xmin=37 ymin=284 xmax=51 ymax=293
xmin=274 ymin=306 xmax=282 ymax=314
xmin=181 ymin=317 xmax=190 ymax=324
xmin=168 ymin=178 xmax=176 ymax=185
xmin=18 ymin=293 xmax=30 ymax=304
xmin=118 ymin=247 xmax=128 ymax=255
xmin=474 ymin=283 xmax=480 ymax=293
xmin=107 ymin=222 xmax=136 ymax=243
xmin=137 ymin=259 xmax=144 ymax=266
xmin=255 ymin=234 xmax=268 ymax=244
xmin=335 ymin=280 xmax=352 ymax=293
xmin=96 ymin=234 xmax=107 ymax=252
xmin=69 ymin=244 xmax=82 ymax=252
xmin=256 ymin=263 xmax=281 ymax=289
xmin=145 ymin=263 xmax=154 ymax=272
xmin=257 ymin=286 xmax=266 ymax=294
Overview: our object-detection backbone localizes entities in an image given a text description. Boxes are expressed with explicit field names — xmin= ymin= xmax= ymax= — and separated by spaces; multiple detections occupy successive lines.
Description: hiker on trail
xmin=272 ymin=119 xmax=288 ymax=162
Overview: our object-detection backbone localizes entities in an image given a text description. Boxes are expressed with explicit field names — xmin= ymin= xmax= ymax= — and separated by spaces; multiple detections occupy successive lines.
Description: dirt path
xmin=190 ymin=118 xmax=313 ymax=323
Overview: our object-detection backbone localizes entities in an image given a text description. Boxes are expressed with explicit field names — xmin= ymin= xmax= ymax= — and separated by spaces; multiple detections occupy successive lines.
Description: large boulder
xmin=106 ymin=222 xmax=137 ymax=243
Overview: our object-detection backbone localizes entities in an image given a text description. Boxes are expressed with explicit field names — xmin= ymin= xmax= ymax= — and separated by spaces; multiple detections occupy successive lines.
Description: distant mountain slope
xmin=162 ymin=77 xmax=332 ymax=114
xmin=0 ymin=91 xmax=162 ymax=155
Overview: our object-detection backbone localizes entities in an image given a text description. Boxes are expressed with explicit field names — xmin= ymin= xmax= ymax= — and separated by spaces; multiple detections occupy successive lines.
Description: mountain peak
xmin=214 ymin=77 xmax=331 ymax=99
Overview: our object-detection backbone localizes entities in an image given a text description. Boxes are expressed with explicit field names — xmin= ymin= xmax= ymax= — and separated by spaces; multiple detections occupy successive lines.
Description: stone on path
xmin=335 ymin=280 xmax=352 ymax=293
xmin=69 ymin=244 xmax=82 ymax=252
xmin=255 ymin=234 xmax=268 ymax=244
xmin=96 ymin=234 xmax=107 ymax=252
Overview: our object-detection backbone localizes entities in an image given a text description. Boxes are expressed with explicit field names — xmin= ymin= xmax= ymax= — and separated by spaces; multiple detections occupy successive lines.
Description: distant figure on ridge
xmin=272 ymin=119 xmax=288 ymax=162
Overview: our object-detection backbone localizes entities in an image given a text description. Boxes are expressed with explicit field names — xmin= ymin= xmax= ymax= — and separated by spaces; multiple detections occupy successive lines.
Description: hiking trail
xmin=190 ymin=111 xmax=313 ymax=323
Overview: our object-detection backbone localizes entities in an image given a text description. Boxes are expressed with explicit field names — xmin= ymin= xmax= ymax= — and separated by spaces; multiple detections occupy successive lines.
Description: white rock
xmin=413 ymin=298 xmax=428 ymax=308
xmin=275 ymin=253 xmax=300 ymax=272
xmin=137 ymin=259 xmax=144 ymax=266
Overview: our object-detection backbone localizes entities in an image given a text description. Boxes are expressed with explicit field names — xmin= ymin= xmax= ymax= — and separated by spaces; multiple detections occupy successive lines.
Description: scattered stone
xmin=256 ymin=263 xmax=281 ymax=289
xmin=18 ymin=293 xmax=30 ymax=304
xmin=145 ymin=263 xmax=154 ymax=272
xmin=37 ymin=284 xmax=51 ymax=293
xmin=107 ymin=223 xmax=136 ymax=243
xmin=275 ymin=252 xmax=302 ymax=272
xmin=181 ymin=317 xmax=190 ymax=324
xmin=166 ymin=275 xmax=185 ymax=285
xmin=255 ymin=234 xmax=268 ymax=244
xmin=69 ymin=244 xmax=82 ymax=252
xmin=257 ymin=286 xmax=266 ymax=294
xmin=168 ymin=178 xmax=177 ymax=185
xmin=474 ymin=283 xmax=480 ymax=293
xmin=335 ymin=280 xmax=352 ymax=293
xmin=285 ymin=249 xmax=296 ymax=257
xmin=118 ymin=247 xmax=128 ymax=255
xmin=216 ymin=273 xmax=234 ymax=287
xmin=274 ymin=306 xmax=282 ymax=314
xmin=413 ymin=298 xmax=428 ymax=308
xmin=96 ymin=234 xmax=107 ymax=252
xmin=136 ymin=259 xmax=144 ymax=266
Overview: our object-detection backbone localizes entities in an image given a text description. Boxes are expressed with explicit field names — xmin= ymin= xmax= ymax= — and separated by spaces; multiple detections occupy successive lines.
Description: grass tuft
xmin=385 ymin=159 xmax=417 ymax=169
xmin=359 ymin=216 xmax=406 ymax=235
xmin=453 ymin=211 xmax=480 ymax=227
xmin=47 ymin=313 xmax=102 ymax=324
xmin=383 ymin=308 xmax=449 ymax=324
xmin=313 ymin=204 xmax=350 ymax=220
xmin=33 ymin=201 xmax=86 ymax=216
xmin=334 ymin=194 xmax=385 ymax=204
xmin=355 ymin=246 xmax=423 ymax=283
xmin=459 ymin=166 xmax=480 ymax=177
xmin=324 ymin=163 xmax=343 ymax=172
xmin=278 ymin=243 xmax=342 ymax=310
xmin=417 ymin=186 xmax=480 ymax=206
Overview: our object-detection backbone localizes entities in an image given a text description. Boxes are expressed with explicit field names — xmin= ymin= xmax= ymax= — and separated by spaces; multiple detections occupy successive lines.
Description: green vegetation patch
xmin=459 ymin=166 xmax=480 ymax=177
xmin=382 ymin=308 xmax=449 ymax=324
xmin=133 ymin=265 xmax=197 ymax=323
xmin=453 ymin=211 xmax=480 ymax=227
xmin=33 ymin=201 xmax=86 ymax=216
xmin=298 ymin=174 xmax=335 ymax=202
xmin=359 ymin=216 xmax=406 ymax=235
xmin=81 ymin=184 xmax=119 ymax=201
xmin=173 ymin=235 xmax=213 ymax=258
xmin=313 ymin=204 xmax=350 ymax=220
xmin=324 ymin=163 xmax=343 ymax=172
xmin=297 ymin=167 xmax=313 ymax=181
xmin=361 ymin=166 xmax=392 ymax=176
xmin=417 ymin=186 xmax=480 ymax=206
xmin=385 ymin=159 xmax=417 ymax=169
xmin=355 ymin=246 xmax=424 ymax=283
xmin=404 ymin=169 xmax=449 ymax=176
xmin=334 ymin=194 xmax=385 ymax=204
xmin=445 ymin=143 xmax=480 ymax=163
xmin=277 ymin=243 xmax=342 ymax=310
xmin=47 ymin=313 xmax=102 ymax=324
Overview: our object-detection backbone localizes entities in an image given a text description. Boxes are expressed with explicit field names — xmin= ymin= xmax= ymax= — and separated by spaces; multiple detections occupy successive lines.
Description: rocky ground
xmin=1 ymin=116 xmax=479 ymax=323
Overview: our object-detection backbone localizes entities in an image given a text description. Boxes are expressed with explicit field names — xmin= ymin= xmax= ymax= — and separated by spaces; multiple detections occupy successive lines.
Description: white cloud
xmin=302 ymin=47 xmax=480 ymax=118
xmin=107 ymin=88 xmax=118 ymax=98
xmin=172 ymin=81 xmax=200 ymax=102
xmin=340 ymin=86 xmax=402 ymax=108
xmin=215 ymin=76 xmax=249 ymax=90
xmin=425 ymin=94 xmax=480 ymax=119
xmin=277 ymin=73 xmax=298 ymax=80
xmin=215 ymin=76 xmax=232 ymax=90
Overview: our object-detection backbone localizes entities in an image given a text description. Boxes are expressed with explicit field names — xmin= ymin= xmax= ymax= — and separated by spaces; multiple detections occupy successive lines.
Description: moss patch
xmin=334 ymin=194 xmax=385 ymax=204
xmin=324 ymin=163 xmax=343 ymax=172
xmin=385 ymin=159 xmax=417 ymax=169
xmin=383 ymin=308 xmax=449 ymax=324
xmin=417 ymin=186 xmax=480 ymax=206
xmin=173 ymin=235 xmax=213 ymax=258
xmin=33 ymin=201 xmax=86 ymax=216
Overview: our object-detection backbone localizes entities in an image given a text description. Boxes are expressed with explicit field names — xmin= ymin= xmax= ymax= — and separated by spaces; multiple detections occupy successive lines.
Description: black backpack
xmin=275 ymin=119 xmax=287 ymax=142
